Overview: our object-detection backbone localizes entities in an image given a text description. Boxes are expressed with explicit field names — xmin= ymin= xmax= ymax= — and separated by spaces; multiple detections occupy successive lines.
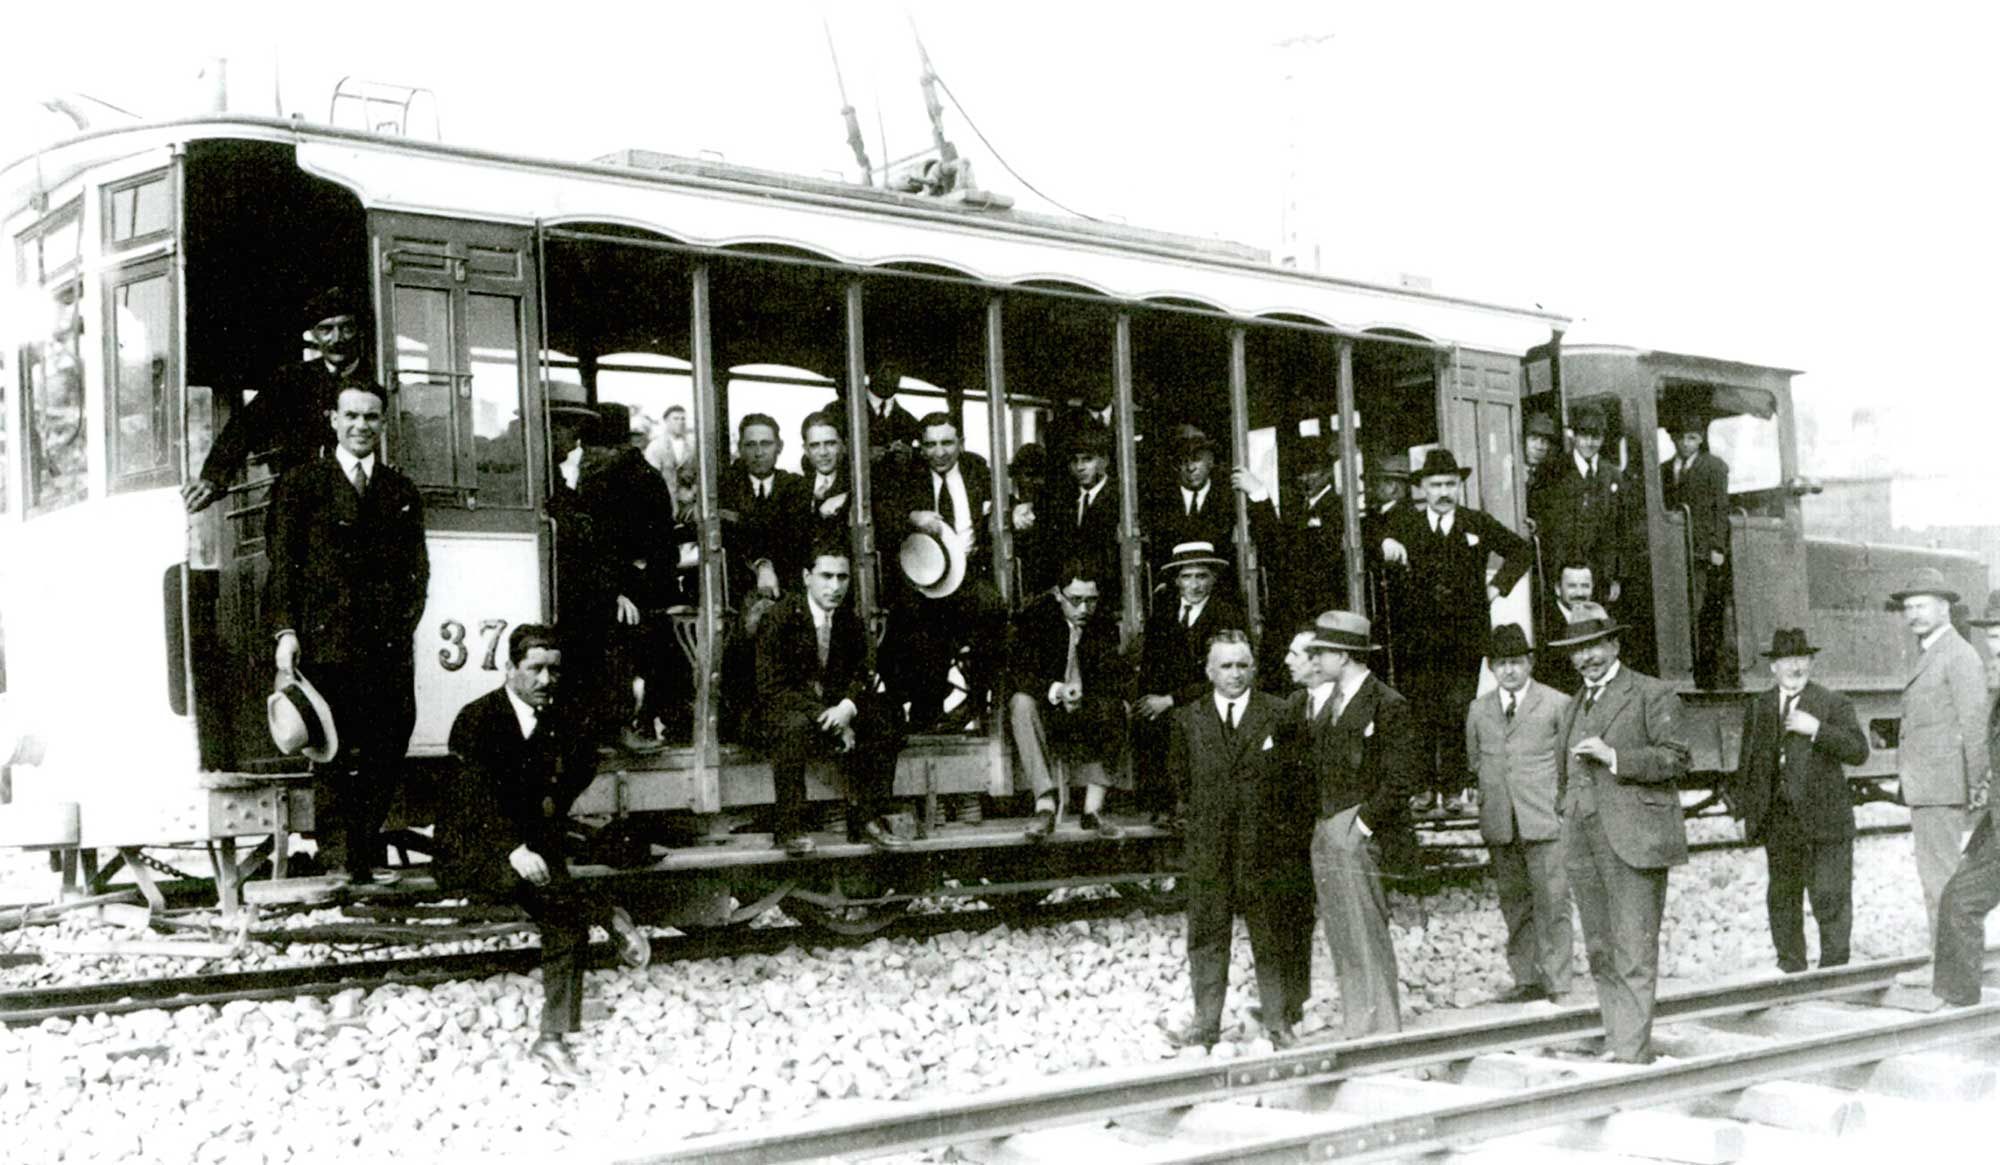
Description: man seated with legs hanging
xmin=1007 ymin=557 xmax=1133 ymax=840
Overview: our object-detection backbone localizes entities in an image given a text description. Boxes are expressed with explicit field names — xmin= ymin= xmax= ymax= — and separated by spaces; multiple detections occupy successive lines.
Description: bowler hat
xmin=1887 ymin=566 xmax=1960 ymax=605
xmin=267 ymin=671 xmax=338 ymax=764
xmin=1408 ymin=448 xmax=1473 ymax=482
xmin=1308 ymin=610 xmax=1380 ymax=653
xmin=1174 ymin=431 xmax=1216 ymax=460
xmin=1161 ymin=540 xmax=1228 ymax=574
xmin=1968 ymin=591 xmax=2000 ymax=628
xmin=899 ymin=528 xmax=967 ymax=599
xmin=1761 ymin=627 xmax=1820 ymax=658
xmin=1545 ymin=601 xmax=1625 ymax=649
xmin=1365 ymin=452 xmax=1412 ymax=480
xmin=1569 ymin=404 xmax=1607 ymax=437
xmin=1487 ymin=623 xmax=1534 ymax=660
xmin=302 ymin=286 xmax=366 ymax=329
xmin=1524 ymin=413 xmax=1558 ymax=440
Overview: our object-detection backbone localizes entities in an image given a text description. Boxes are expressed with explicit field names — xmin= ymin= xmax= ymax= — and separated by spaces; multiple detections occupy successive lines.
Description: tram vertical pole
xmin=984 ymin=295 xmax=1013 ymax=610
xmin=841 ymin=280 xmax=878 ymax=618
xmin=1111 ymin=314 xmax=1145 ymax=644
xmin=1227 ymin=327 xmax=1260 ymax=639
xmin=1334 ymin=337 xmax=1366 ymax=613
xmin=689 ymin=264 xmax=724 ymax=809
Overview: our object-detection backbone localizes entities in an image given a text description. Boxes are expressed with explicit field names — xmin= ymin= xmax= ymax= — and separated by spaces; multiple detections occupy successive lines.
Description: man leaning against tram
xmin=183 ymin=286 xmax=370 ymax=514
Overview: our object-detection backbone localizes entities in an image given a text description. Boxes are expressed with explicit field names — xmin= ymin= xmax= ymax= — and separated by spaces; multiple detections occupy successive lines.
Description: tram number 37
xmin=438 ymin=619 xmax=509 ymax=672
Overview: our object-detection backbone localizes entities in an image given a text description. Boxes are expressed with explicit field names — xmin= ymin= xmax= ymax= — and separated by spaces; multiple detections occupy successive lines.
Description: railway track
xmin=632 ymin=948 xmax=2000 ymax=1164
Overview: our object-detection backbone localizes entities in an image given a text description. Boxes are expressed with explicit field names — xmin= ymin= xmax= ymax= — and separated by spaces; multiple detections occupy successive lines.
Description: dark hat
xmin=1524 ymin=413 xmax=1559 ymax=440
xmin=1761 ymin=627 xmax=1820 ymax=658
xmin=584 ymin=402 xmax=632 ymax=447
xmin=1969 ymin=591 xmax=2000 ymax=628
xmin=1545 ymin=601 xmax=1625 ymax=649
xmin=1071 ymin=427 xmax=1113 ymax=457
xmin=1174 ymin=431 xmax=1217 ymax=460
xmin=1161 ymin=540 xmax=1228 ymax=574
xmin=1009 ymin=442 xmax=1048 ymax=477
xmin=1569 ymin=404 xmax=1608 ymax=436
xmin=1307 ymin=610 xmax=1380 ymax=653
xmin=1887 ymin=566 xmax=1960 ymax=605
xmin=1487 ymin=623 xmax=1533 ymax=660
xmin=1409 ymin=448 xmax=1473 ymax=482
xmin=303 ymin=285 xmax=366 ymax=329
xmin=1365 ymin=451 xmax=1412 ymax=480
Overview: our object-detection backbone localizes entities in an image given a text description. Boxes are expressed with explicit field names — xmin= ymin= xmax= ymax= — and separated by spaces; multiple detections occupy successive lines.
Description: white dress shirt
xmin=334 ymin=445 xmax=377 ymax=483
xmin=1179 ymin=597 xmax=1209 ymax=628
xmin=1213 ymin=690 xmax=1249 ymax=731
xmin=503 ymin=685 xmax=538 ymax=740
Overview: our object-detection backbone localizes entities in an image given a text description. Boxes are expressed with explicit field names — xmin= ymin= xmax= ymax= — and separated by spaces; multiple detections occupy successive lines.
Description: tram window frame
xmin=16 ymin=200 xmax=90 ymax=518
xmin=103 ymin=256 xmax=181 ymax=494
xmin=102 ymin=169 xmax=175 ymax=251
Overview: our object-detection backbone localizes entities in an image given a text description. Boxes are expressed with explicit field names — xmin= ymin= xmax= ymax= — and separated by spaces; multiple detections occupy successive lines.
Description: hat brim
xmin=1760 ymin=646 xmax=1822 ymax=657
xmin=1408 ymin=467 xmax=1473 ymax=482
xmin=901 ymin=530 xmax=967 ymax=599
xmin=1887 ymin=587 xmax=1961 ymax=605
xmin=1545 ymin=622 xmax=1626 ymax=650
xmin=1307 ymin=634 xmax=1380 ymax=653
xmin=267 ymin=673 xmax=339 ymax=763
xmin=1163 ymin=555 xmax=1229 ymax=573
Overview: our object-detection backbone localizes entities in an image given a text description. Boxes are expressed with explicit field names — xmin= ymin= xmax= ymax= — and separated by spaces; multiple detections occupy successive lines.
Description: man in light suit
xmin=1932 ymin=592 xmax=2000 ymax=1008
xmin=1729 ymin=628 xmax=1870 ymax=972
xmin=1465 ymin=623 xmax=1576 ymax=1003
xmin=1552 ymin=602 xmax=1690 ymax=1063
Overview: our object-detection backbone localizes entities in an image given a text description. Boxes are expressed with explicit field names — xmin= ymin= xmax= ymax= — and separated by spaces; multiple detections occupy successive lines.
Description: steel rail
xmin=623 ymin=952 xmax=1957 ymax=1165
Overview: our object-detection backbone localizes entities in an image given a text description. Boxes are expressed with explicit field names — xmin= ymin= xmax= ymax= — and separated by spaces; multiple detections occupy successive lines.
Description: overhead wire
xmin=914 ymin=44 xmax=1102 ymax=222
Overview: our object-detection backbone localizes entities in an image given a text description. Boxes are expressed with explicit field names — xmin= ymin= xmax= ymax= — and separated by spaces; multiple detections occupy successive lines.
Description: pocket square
xmin=1465 ymin=532 xmax=1480 ymax=547
xmin=1261 ymin=736 xmax=1274 ymax=750
xmin=1363 ymin=721 xmax=1375 ymax=738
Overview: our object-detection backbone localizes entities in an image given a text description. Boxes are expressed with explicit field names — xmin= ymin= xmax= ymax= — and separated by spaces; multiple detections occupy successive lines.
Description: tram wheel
xmin=980 ymin=888 xmax=1056 ymax=922
xmin=784 ymin=875 xmax=913 ymax=937
xmin=1113 ymin=875 xmax=1183 ymax=911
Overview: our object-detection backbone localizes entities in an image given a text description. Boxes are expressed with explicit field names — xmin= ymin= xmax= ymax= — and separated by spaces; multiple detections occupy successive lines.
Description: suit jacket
xmin=1529 ymin=455 xmax=1626 ymax=596
xmin=883 ymin=453 xmax=996 ymax=583
xmin=1005 ymin=593 xmax=1130 ymax=705
xmin=1900 ymin=626 xmax=1991 ymax=806
xmin=1381 ymin=504 xmax=1532 ymax=671
xmin=434 ymin=686 xmax=597 ymax=895
xmin=755 ymin=593 xmax=873 ymax=722
xmin=1172 ymin=689 xmax=1308 ymax=883
xmin=1466 ymin=679 xmax=1573 ymax=844
xmin=1557 ymin=664 xmax=1691 ymax=870
xmin=1056 ymin=478 xmax=1123 ymax=584
xmin=266 ymin=457 xmax=429 ymax=665
xmin=1661 ymin=451 xmax=1730 ymax=563
xmin=800 ymin=461 xmax=854 ymax=546
xmin=1731 ymin=681 xmax=1868 ymax=843
xmin=1140 ymin=594 xmax=1247 ymax=705
xmin=859 ymin=395 xmax=924 ymax=461
xmin=718 ymin=463 xmax=809 ymax=599
xmin=1148 ymin=482 xmax=1234 ymax=559
xmin=1249 ymin=489 xmax=1346 ymax=626
xmin=199 ymin=358 xmax=359 ymax=488
xmin=580 ymin=446 xmax=681 ymax=607
xmin=1300 ymin=672 xmax=1421 ymax=831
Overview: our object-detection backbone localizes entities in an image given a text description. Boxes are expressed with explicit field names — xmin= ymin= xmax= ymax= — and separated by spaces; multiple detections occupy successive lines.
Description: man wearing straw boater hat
xmin=1890 ymin=567 xmax=1990 ymax=943
xmin=1930 ymin=590 xmax=2000 ymax=1008
xmin=1549 ymin=601 xmax=1689 ymax=1063
xmin=1136 ymin=541 xmax=1245 ymax=823
xmin=1728 ymin=628 xmax=1869 ymax=974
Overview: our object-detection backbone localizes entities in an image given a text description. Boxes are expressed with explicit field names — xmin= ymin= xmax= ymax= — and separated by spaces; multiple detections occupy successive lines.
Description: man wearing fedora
xmin=1379 ymin=448 xmax=1533 ymax=813
xmin=1931 ymin=592 xmax=2000 ymax=1008
xmin=1299 ymin=610 xmax=1419 ymax=1038
xmin=1137 ymin=541 xmax=1246 ymax=822
xmin=432 ymin=624 xmax=651 ymax=1084
xmin=185 ymin=285 xmax=372 ymax=514
xmin=1233 ymin=437 xmax=1347 ymax=683
xmin=1148 ymin=431 xmax=1233 ymax=559
xmin=1528 ymin=403 xmax=1625 ymax=614
xmin=268 ymin=380 xmax=429 ymax=885
xmin=1729 ymin=628 xmax=1869 ymax=973
xmin=1007 ymin=558 xmax=1132 ymax=840
xmin=1550 ymin=602 xmax=1689 ymax=1063
xmin=1662 ymin=415 xmax=1733 ymax=687
xmin=1892 ymin=567 xmax=1990 ymax=941
xmin=1465 ymin=623 xmax=1576 ymax=1003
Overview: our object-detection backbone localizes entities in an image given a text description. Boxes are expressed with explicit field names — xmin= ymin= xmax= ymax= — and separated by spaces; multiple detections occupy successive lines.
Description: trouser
xmin=308 ymin=660 xmax=416 ymax=879
xmin=1403 ymin=663 xmax=1476 ymax=799
xmin=1268 ymin=874 xmax=1316 ymax=1020
xmin=1185 ymin=874 xmax=1295 ymax=1038
xmin=1007 ymin=692 xmax=1125 ymax=797
xmin=885 ymin=581 xmax=1005 ymax=728
xmin=1310 ymin=808 xmax=1402 ymax=1038
xmin=1690 ymin=560 xmax=1735 ymax=689
xmin=766 ymin=701 xmax=901 ymax=841
xmin=1934 ymin=814 xmax=2000 ymax=1006
xmin=1134 ymin=717 xmax=1177 ymax=816
xmin=1491 ymin=836 xmax=1574 ymax=995
xmin=1564 ymin=805 xmax=1668 ymax=1062
xmin=1912 ymin=803 xmax=1971 ymax=942
xmin=512 ymin=876 xmax=615 ymax=1037
xmin=1762 ymin=807 xmax=1854 ymax=971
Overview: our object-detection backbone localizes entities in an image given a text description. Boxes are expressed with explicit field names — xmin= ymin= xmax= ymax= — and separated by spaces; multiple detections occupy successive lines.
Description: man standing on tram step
xmin=1891 ymin=567 xmax=1990 ymax=943
xmin=1148 ymin=431 xmax=1233 ymax=559
xmin=1359 ymin=452 xmax=1413 ymax=683
xmin=1728 ymin=628 xmax=1869 ymax=973
xmin=1931 ymin=592 xmax=2000 ymax=1008
xmin=1661 ymin=414 xmax=1734 ymax=688
xmin=1551 ymin=602 xmax=1690 ymax=1064
xmin=1008 ymin=558 xmax=1132 ymax=840
xmin=854 ymin=359 xmax=924 ymax=473
xmin=1527 ymin=403 xmax=1625 ymax=614
xmin=756 ymin=539 xmax=911 ymax=857
xmin=1136 ymin=542 xmax=1246 ymax=824
xmin=799 ymin=412 xmax=854 ymax=546
xmin=1234 ymin=437 xmax=1347 ymax=684
xmin=1522 ymin=412 xmax=1560 ymax=518
xmin=1300 ymin=610 xmax=1419 ymax=1039
xmin=578 ymin=403 xmax=681 ymax=754
xmin=1378 ymin=448 xmax=1533 ymax=814
xmin=184 ymin=285 xmax=370 ymax=513
xmin=267 ymin=380 xmax=429 ymax=886
xmin=1166 ymin=629 xmax=1310 ymax=1049
xmin=1466 ymin=623 xmax=1577 ymax=1004
xmin=1056 ymin=426 xmax=1122 ymax=591
xmin=432 ymin=623 xmax=651 ymax=1085
xmin=880 ymin=412 xmax=1006 ymax=731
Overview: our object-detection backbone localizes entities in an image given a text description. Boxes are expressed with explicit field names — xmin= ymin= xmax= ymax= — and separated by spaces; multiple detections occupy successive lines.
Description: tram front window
xmin=21 ymin=281 xmax=88 ymax=515
xmin=108 ymin=268 xmax=176 ymax=490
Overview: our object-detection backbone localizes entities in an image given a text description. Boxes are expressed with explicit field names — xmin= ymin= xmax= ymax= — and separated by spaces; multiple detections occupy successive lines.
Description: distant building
xmin=1804 ymin=473 xmax=2000 ymax=575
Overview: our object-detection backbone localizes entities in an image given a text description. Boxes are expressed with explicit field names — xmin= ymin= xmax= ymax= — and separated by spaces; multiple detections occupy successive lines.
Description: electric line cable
xmin=925 ymin=67 xmax=1101 ymax=222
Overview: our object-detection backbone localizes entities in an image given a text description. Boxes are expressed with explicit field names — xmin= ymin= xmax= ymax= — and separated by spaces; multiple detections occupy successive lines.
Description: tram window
xmin=18 ymin=201 xmax=81 ymax=285
xmin=392 ymin=285 xmax=456 ymax=492
xmin=104 ymin=171 xmax=173 ymax=249
xmin=20 ymin=280 xmax=88 ymax=515
xmin=107 ymin=263 xmax=178 ymax=491
xmin=467 ymin=293 xmax=528 ymax=507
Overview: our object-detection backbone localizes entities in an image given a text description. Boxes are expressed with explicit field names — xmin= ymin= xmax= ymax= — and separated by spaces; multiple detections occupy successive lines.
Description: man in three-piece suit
xmin=1662 ymin=417 xmax=1733 ymax=688
xmin=1528 ymin=403 xmax=1626 ymax=613
xmin=1552 ymin=602 xmax=1690 ymax=1063
xmin=1932 ymin=593 xmax=2000 ymax=1008
xmin=432 ymin=624 xmax=650 ymax=1084
xmin=1891 ymin=567 xmax=1991 ymax=941
xmin=755 ymin=542 xmax=909 ymax=857
xmin=1165 ymin=630 xmax=1309 ymax=1049
xmin=1135 ymin=542 xmax=1246 ymax=821
xmin=1466 ymin=623 xmax=1576 ymax=1003
xmin=1007 ymin=559 xmax=1131 ymax=840
xmin=1299 ymin=610 xmax=1421 ymax=1039
xmin=1729 ymin=628 xmax=1870 ymax=972
xmin=267 ymin=381 xmax=429 ymax=884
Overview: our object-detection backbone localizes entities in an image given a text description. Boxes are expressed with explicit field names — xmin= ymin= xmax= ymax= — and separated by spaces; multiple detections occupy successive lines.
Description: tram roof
xmin=1558 ymin=343 xmax=1805 ymax=379
xmin=4 ymin=117 xmax=1568 ymax=351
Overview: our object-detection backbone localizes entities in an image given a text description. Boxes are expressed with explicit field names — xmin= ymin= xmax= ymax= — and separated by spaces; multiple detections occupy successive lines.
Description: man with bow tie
xmin=1728 ymin=628 xmax=1868 ymax=973
xmin=1136 ymin=542 xmax=1246 ymax=823
xmin=1551 ymin=602 xmax=1690 ymax=1063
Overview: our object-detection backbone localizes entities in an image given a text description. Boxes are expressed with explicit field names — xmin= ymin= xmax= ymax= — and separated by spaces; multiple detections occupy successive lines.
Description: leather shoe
xmin=1164 ymin=1023 xmax=1219 ymax=1049
xmin=1248 ymin=1003 xmax=1306 ymax=1029
xmin=1490 ymin=984 xmax=1548 ymax=1005
xmin=1024 ymin=809 xmax=1057 ymax=843
xmin=778 ymin=835 xmax=816 ymax=858
xmin=862 ymin=819 xmax=911 ymax=851
xmin=1263 ymin=1025 xmax=1297 ymax=1049
xmin=530 ymin=1036 xmax=586 ymax=1085
xmin=609 ymin=907 xmax=651 ymax=969
xmin=1081 ymin=812 xmax=1122 ymax=839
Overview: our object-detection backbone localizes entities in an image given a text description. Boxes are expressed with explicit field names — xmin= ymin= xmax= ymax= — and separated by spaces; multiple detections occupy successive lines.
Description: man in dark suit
xmin=1729 ymin=628 xmax=1870 ymax=973
xmin=1528 ymin=403 xmax=1626 ymax=611
xmin=1360 ymin=452 xmax=1413 ymax=687
xmin=1165 ymin=630 xmax=1309 ymax=1048
xmin=1007 ymin=559 xmax=1131 ymax=840
xmin=268 ymin=380 xmax=429 ymax=885
xmin=1378 ymin=449 xmax=1533 ymax=811
xmin=1661 ymin=416 xmax=1733 ymax=688
xmin=1299 ymin=610 xmax=1421 ymax=1038
xmin=1136 ymin=542 xmax=1246 ymax=821
xmin=1232 ymin=438 xmax=1346 ymax=682
xmin=1533 ymin=562 xmax=1597 ymax=692
xmin=756 ymin=540 xmax=909 ymax=856
xmin=432 ymin=624 xmax=650 ymax=1083
xmin=184 ymin=286 xmax=370 ymax=514
xmin=1552 ymin=602 xmax=1691 ymax=1063
xmin=1055 ymin=426 xmax=1122 ymax=588
xmin=855 ymin=359 xmax=925 ymax=472
xmin=799 ymin=411 xmax=855 ymax=547
xmin=1932 ymin=593 xmax=2000 ymax=1008
xmin=718 ymin=412 xmax=809 ymax=602
xmin=1148 ymin=432 xmax=1233 ymax=559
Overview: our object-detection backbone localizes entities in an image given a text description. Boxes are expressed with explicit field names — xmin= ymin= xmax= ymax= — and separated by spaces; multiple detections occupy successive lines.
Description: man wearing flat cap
xmin=1465 ymin=623 xmax=1576 ymax=1003
xmin=1552 ymin=602 xmax=1689 ymax=1063
xmin=1729 ymin=629 xmax=1869 ymax=973
xmin=1931 ymin=591 xmax=2000 ymax=1008
xmin=185 ymin=285 xmax=373 ymax=513
xmin=1892 ymin=567 xmax=1990 ymax=942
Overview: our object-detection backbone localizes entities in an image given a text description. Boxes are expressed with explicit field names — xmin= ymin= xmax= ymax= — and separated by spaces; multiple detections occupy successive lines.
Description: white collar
xmin=1573 ymin=449 xmax=1599 ymax=476
xmin=1337 ymin=666 xmax=1369 ymax=705
xmin=1080 ymin=477 xmax=1108 ymax=504
xmin=1091 ymin=405 xmax=1112 ymax=425
xmin=1428 ymin=507 xmax=1454 ymax=531
xmin=1182 ymin=483 xmax=1209 ymax=503
xmin=1586 ymin=661 xmax=1623 ymax=693
xmin=1499 ymin=684 xmax=1524 ymax=709
xmin=334 ymin=446 xmax=376 ymax=477
xmin=1179 ymin=596 xmax=1208 ymax=621
xmin=932 ymin=463 xmax=961 ymax=483
xmin=1919 ymin=625 xmax=1949 ymax=652
xmin=749 ymin=470 xmax=775 ymax=489
xmin=1306 ymin=679 xmax=1336 ymax=716
xmin=808 ymin=597 xmax=835 ymax=629
xmin=1213 ymin=689 xmax=1249 ymax=720
xmin=869 ymin=391 xmax=895 ymax=414
xmin=503 ymin=685 xmax=538 ymax=739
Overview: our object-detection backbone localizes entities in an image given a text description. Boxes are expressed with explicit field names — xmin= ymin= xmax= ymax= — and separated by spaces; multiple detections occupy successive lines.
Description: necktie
xmin=1504 ymin=694 xmax=1516 ymax=722
xmin=816 ymin=616 xmax=831 ymax=667
xmin=936 ymin=474 xmax=959 ymax=529
xmin=1185 ymin=490 xmax=1195 ymax=517
xmin=753 ymin=476 xmax=767 ymax=501
xmin=1077 ymin=491 xmax=1089 ymax=527
xmin=1583 ymin=460 xmax=1594 ymax=482
xmin=1584 ymin=684 xmax=1602 ymax=712
xmin=816 ymin=474 xmax=831 ymax=500
xmin=1325 ymin=686 xmax=1345 ymax=726
xmin=1181 ymin=604 xmax=1194 ymax=629
xmin=350 ymin=460 xmax=368 ymax=497
xmin=1064 ymin=622 xmax=1083 ymax=692
xmin=1780 ymin=692 xmax=1795 ymax=729
xmin=1224 ymin=701 xmax=1237 ymax=733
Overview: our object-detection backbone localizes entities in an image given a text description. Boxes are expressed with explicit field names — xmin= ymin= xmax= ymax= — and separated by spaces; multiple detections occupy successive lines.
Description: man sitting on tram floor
xmin=756 ymin=539 xmax=911 ymax=856
xmin=1148 ymin=431 xmax=1233 ymax=561
xmin=799 ymin=411 xmax=854 ymax=545
xmin=1534 ymin=561 xmax=1598 ymax=692
xmin=1136 ymin=541 xmax=1245 ymax=826
xmin=432 ymin=623 xmax=651 ymax=1085
xmin=184 ymin=285 xmax=371 ymax=514
xmin=1008 ymin=558 xmax=1133 ymax=840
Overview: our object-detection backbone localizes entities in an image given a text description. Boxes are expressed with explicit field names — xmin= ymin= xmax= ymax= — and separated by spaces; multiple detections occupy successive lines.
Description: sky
xmin=4 ymin=0 xmax=1996 ymax=503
